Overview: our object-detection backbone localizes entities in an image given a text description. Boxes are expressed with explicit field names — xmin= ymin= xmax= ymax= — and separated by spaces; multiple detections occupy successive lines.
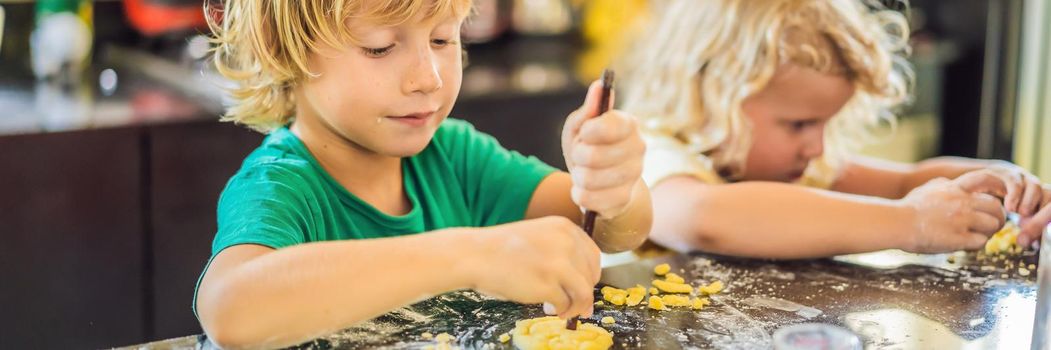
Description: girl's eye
xmin=362 ymin=44 xmax=395 ymax=58
xmin=432 ymin=38 xmax=457 ymax=47
xmin=788 ymin=120 xmax=818 ymax=133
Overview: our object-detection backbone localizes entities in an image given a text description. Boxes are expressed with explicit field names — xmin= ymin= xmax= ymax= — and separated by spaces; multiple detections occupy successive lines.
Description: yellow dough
xmin=697 ymin=281 xmax=724 ymax=295
xmin=648 ymin=296 xmax=666 ymax=310
xmin=510 ymin=316 xmax=613 ymax=350
xmin=654 ymin=263 xmax=671 ymax=275
xmin=652 ymin=279 xmax=693 ymax=294
xmin=600 ymin=316 xmax=616 ymax=324
xmin=661 ymin=294 xmax=691 ymax=307
xmin=664 ymin=273 xmax=686 ymax=284
xmin=499 ymin=333 xmax=511 ymax=343
xmin=625 ymin=285 xmax=646 ymax=306
xmin=985 ymin=222 xmax=1021 ymax=255
xmin=691 ymin=297 xmax=711 ymax=310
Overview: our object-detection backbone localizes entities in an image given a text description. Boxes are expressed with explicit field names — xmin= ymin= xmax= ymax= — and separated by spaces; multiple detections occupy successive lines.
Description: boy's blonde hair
xmin=206 ymin=0 xmax=473 ymax=132
xmin=620 ymin=0 xmax=913 ymax=182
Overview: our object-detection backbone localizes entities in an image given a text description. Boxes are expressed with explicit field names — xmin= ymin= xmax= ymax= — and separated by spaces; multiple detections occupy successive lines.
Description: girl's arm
xmin=832 ymin=156 xmax=999 ymax=199
xmin=649 ymin=175 xmax=1005 ymax=259
xmin=835 ymin=156 xmax=1048 ymax=219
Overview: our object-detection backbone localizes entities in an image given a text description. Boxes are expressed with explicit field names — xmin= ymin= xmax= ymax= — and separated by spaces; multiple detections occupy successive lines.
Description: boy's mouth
xmin=387 ymin=111 xmax=435 ymax=127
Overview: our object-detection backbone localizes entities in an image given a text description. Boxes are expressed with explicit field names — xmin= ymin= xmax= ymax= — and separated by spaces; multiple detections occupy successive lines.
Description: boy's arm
xmin=197 ymin=219 xmax=601 ymax=350
xmin=197 ymin=235 xmax=473 ymax=349
xmin=650 ymin=176 xmax=1004 ymax=259
xmin=525 ymin=172 xmax=652 ymax=253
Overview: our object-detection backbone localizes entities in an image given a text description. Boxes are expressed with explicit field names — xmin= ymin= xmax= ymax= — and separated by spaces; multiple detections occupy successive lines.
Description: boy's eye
xmin=362 ymin=44 xmax=395 ymax=58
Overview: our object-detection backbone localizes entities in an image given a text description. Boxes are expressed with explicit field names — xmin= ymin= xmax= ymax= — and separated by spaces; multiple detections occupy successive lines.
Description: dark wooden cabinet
xmin=0 ymin=128 xmax=146 ymax=349
xmin=148 ymin=121 xmax=262 ymax=341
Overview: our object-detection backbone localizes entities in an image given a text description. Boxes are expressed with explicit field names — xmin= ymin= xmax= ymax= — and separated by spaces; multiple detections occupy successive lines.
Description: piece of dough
xmin=625 ymin=285 xmax=646 ymax=306
xmin=691 ymin=297 xmax=711 ymax=310
xmin=654 ymin=263 xmax=671 ymax=275
xmin=985 ymin=222 xmax=1021 ymax=255
xmin=652 ymin=279 xmax=693 ymax=294
xmin=648 ymin=296 xmax=666 ymax=310
xmin=697 ymin=281 xmax=724 ymax=295
xmin=661 ymin=294 xmax=691 ymax=307
xmin=664 ymin=273 xmax=685 ymax=284
xmin=510 ymin=316 xmax=613 ymax=350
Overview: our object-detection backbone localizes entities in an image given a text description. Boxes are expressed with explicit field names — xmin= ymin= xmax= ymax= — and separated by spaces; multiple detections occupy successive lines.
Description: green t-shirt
xmin=194 ymin=118 xmax=557 ymax=314
xmin=212 ymin=118 xmax=558 ymax=254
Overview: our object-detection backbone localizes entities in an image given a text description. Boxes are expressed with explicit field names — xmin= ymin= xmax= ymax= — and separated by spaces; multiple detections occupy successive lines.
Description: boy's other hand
xmin=561 ymin=80 xmax=646 ymax=219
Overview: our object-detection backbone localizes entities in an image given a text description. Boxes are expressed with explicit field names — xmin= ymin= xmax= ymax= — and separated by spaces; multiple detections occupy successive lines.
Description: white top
xmin=642 ymin=131 xmax=838 ymax=189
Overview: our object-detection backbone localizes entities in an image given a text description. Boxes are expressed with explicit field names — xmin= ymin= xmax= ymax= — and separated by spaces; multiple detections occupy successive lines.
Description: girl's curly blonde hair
xmin=206 ymin=0 xmax=473 ymax=133
xmin=619 ymin=0 xmax=913 ymax=183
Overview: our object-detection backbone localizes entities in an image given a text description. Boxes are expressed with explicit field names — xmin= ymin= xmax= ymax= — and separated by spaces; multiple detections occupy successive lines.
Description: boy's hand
xmin=561 ymin=80 xmax=646 ymax=218
xmin=899 ymin=176 xmax=1006 ymax=253
xmin=463 ymin=217 xmax=601 ymax=320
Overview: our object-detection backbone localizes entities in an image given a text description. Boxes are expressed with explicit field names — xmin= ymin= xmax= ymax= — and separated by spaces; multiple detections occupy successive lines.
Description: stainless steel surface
xmin=125 ymin=249 xmax=1038 ymax=349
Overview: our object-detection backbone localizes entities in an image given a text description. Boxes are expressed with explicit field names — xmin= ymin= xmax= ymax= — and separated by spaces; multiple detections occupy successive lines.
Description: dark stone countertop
xmin=118 ymin=249 xmax=1040 ymax=349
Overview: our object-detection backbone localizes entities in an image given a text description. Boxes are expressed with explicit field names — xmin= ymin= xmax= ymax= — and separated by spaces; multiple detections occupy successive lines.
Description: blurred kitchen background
xmin=0 ymin=0 xmax=1047 ymax=348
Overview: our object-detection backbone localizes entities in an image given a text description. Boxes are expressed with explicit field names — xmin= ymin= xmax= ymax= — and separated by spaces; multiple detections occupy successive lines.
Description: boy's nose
xmin=404 ymin=48 xmax=443 ymax=94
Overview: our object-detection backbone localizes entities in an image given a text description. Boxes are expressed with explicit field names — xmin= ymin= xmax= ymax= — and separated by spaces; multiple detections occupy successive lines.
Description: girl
xmin=619 ymin=0 xmax=1050 ymax=259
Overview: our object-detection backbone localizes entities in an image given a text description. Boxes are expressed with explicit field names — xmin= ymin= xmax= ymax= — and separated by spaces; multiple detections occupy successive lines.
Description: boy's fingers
xmin=571 ymin=138 xmax=645 ymax=169
xmin=543 ymin=285 xmax=572 ymax=317
xmin=567 ymin=228 xmax=602 ymax=284
xmin=571 ymin=164 xmax=642 ymax=191
xmin=566 ymin=81 xmax=605 ymax=135
xmin=572 ymin=185 xmax=633 ymax=218
xmin=560 ymin=276 xmax=594 ymax=319
xmin=578 ymin=112 xmax=636 ymax=145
